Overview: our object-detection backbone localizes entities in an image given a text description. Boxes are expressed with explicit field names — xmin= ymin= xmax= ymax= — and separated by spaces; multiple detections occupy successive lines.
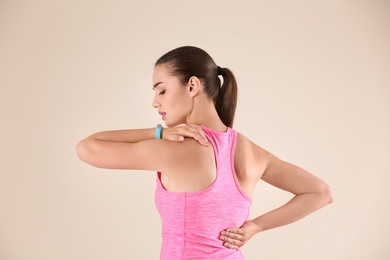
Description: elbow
xmin=76 ymin=139 xmax=90 ymax=163
xmin=76 ymin=138 xmax=105 ymax=168
xmin=319 ymin=184 xmax=334 ymax=206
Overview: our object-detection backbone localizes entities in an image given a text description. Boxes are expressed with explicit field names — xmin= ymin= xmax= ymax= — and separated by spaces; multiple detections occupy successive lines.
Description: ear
xmin=187 ymin=76 xmax=201 ymax=97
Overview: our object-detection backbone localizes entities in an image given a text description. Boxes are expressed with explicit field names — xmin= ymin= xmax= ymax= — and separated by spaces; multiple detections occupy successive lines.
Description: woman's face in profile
xmin=152 ymin=65 xmax=193 ymax=127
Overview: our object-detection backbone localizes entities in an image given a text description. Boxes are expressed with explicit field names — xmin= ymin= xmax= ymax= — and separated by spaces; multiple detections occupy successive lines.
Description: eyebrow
xmin=152 ymin=82 xmax=163 ymax=90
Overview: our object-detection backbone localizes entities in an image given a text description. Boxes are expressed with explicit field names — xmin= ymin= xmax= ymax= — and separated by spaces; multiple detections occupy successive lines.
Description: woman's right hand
xmin=162 ymin=124 xmax=209 ymax=146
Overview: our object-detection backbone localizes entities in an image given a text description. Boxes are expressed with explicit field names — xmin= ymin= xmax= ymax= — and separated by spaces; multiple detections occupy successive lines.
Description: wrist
xmin=155 ymin=124 xmax=163 ymax=139
xmin=248 ymin=219 xmax=263 ymax=234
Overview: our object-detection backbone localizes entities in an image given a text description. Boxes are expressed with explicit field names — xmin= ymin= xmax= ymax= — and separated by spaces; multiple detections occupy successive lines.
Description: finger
xmin=223 ymin=241 xmax=240 ymax=250
xmin=194 ymin=133 xmax=209 ymax=146
xmin=225 ymin=237 xmax=244 ymax=248
xmin=221 ymin=231 xmax=244 ymax=241
xmin=180 ymin=124 xmax=206 ymax=139
xmin=187 ymin=124 xmax=207 ymax=139
xmin=225 ymin=228 xmax=243 ymax=235
xmin=179 ymin=127 xmax=209 ymax=145
xmin=169 ymin=125 xmax=208 ymax=145
xmin=165 ymin=135 xmax=184 ymax=142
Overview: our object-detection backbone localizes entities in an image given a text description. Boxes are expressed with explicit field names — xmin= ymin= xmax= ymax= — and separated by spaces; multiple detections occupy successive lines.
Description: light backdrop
xmin=1 ymin=1 xmax=389 ymax=259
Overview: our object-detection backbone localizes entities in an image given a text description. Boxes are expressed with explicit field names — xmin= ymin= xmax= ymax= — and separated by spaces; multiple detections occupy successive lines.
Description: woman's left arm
xmin=220 ymin=151 xmax=333 ymax=249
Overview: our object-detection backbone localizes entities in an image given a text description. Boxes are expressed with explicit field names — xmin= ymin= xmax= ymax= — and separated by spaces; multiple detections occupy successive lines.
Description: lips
xmin=158 ymin=111 xmax=166 ymax=120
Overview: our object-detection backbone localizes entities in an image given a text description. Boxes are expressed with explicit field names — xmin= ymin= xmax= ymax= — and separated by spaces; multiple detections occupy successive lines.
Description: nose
xmin=152 ymin=97 xmax=160 ymax=108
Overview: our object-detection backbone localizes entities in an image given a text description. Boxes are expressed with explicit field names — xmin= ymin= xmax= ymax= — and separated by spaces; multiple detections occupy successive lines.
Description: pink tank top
xmin=155 ymin=126 xmax=252 ymax=259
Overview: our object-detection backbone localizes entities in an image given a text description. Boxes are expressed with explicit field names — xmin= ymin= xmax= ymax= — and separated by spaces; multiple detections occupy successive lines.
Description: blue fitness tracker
xmin=155 ymin=124 xmax=163 ymax=139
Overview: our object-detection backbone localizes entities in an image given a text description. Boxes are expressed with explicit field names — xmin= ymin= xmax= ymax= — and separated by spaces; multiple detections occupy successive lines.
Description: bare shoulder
xmin=235 ymin=132 xmax=271 ymax=177
xmin=234 ymin=132 xmax=272 ymax=196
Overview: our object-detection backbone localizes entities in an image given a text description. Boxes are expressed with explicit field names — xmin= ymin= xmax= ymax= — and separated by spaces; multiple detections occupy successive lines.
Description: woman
xmin=77 ymin=46 xmax=333 ymax=259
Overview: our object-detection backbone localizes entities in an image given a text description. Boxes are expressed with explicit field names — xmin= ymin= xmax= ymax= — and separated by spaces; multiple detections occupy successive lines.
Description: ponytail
xmin=215 ymin=67 xmax=238 ymax=128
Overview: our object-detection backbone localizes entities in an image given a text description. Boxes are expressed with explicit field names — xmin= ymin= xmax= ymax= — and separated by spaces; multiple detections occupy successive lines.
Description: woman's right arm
xmin=78 ymin=124 xmax=209 ymax=144
xmin=76 ymin=125 xmax=208 ymax=169
xmin=78 ymin=128 xmax=156 ymax=144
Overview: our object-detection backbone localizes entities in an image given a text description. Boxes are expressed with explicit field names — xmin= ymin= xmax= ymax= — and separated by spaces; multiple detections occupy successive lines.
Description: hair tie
xmin=217 ymin=66 xmax=223 ymax=76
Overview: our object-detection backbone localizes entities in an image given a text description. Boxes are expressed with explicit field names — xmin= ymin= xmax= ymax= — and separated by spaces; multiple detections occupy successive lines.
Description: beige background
xmin=1 ymin=0 xmax=389 ymax=259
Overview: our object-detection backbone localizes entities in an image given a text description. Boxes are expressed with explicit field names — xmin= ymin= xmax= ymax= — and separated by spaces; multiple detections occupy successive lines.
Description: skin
xmin=77 ymin=64 xmax=333 ymax=250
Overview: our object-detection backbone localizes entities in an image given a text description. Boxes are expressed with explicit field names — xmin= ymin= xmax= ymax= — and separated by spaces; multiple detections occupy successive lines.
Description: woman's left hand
xmin=162 ymin=124 xmax=209 ymax=146
xmin=219 ymin=220 xmax=259 ymax=249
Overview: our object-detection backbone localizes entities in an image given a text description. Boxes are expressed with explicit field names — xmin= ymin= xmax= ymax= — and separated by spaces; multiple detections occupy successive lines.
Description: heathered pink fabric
xmin=155 ymin=126 xmax=252 ymax=260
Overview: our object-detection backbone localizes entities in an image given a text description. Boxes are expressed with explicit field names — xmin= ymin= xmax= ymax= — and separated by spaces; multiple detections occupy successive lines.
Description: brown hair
xmin=155 ymin=46 xmax=238 ymax=127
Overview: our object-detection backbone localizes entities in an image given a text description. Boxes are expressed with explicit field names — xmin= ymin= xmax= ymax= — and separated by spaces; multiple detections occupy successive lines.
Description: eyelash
xmin=159 ymin=90 xmax=166 ymax=95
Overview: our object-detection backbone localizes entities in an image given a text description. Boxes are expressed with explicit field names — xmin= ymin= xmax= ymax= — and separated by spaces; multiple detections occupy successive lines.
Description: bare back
xmin=159 ymin=131 xmax=267 ymax=198
xmin=159 ymin=138 xmax=217 ymax=192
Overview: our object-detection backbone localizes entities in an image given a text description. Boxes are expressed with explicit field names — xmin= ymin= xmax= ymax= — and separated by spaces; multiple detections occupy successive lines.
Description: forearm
xmin=252 ymin=191 xmax=332 ymax=233
xmin=76 ymin=127 xmax=160 ymax=168
xmin=84 ymin=128 xmax=156 ymax=143
xmin=77 ymin=128 xmax=156 ymax=164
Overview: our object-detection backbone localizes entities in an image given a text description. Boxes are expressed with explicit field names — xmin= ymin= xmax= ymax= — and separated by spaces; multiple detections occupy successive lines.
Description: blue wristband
xmin=155 ymin=124 xmax=163 ymax=139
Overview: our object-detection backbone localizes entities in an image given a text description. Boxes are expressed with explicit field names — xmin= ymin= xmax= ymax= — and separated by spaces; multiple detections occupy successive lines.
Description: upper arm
xmin=234 ymin=134 xmax=329 ymax=197
xmin=261 ymin=154 xmax=330 ymax=195
xmin=77 ymin=138 xmax=182 ymax=171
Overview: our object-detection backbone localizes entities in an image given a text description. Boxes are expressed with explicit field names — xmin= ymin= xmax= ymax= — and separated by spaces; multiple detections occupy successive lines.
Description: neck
xmin=186 ymin=96 xmax=228 ymax=132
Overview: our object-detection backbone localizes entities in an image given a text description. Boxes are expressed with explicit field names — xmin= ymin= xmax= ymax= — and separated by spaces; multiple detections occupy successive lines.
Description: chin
xmin=165 ymin=119 xmax=185 ymax=128
xmin=163 ymin=120 xmax=175 ymax=127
